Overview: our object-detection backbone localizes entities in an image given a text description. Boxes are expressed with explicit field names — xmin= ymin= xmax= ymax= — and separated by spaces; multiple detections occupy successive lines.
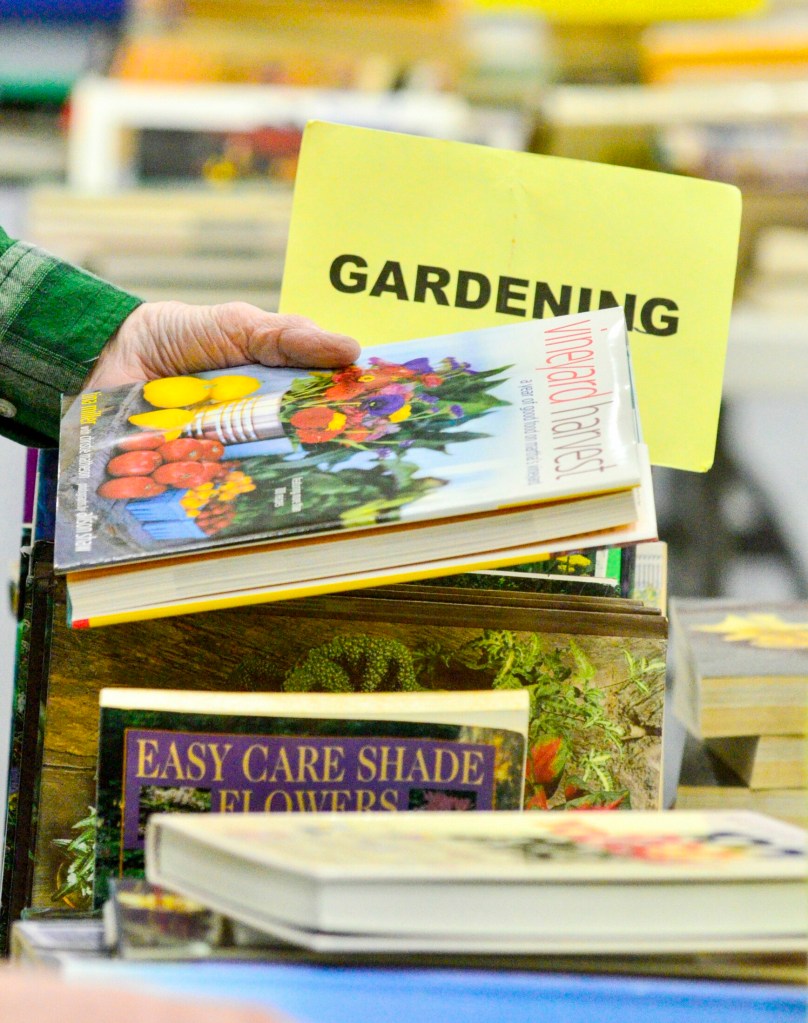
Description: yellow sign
xmin=470 ymin=0 xmax=765 ymax=22
xmin=280 ymin=122 xmax=741 ymax=472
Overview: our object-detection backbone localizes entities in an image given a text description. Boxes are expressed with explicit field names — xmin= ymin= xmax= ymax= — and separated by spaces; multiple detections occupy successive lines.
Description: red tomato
xmin=107 ymin=451 xmax=164 ymax=477
xmin=194 ymin=439 xmax=225 ymax=461
xmin=97 ymin=477 xmax=167 ymax=500
xmin=157 ymin=437 xmax=207 ymax=462
xmin=115 ymin=433 xmax=165 ymax=452
xmin=152 ymin=461 xmax=209 ymax=488
xmin=194 ymin=461 xmax=229 ymax=483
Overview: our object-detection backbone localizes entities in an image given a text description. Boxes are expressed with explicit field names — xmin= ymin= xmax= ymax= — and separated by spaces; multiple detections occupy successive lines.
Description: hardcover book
xmin=145 ymin=808 xmax=808 ymax=954
xmin=55 ymin=307 xmax=656 ymax=627
xmin=94 ymin=687 xmax=529 ymax=902
xmin=278 ymin=120 xmax=742 ymax=472
xmin=670 ymin=598 xmax=808 ymax=738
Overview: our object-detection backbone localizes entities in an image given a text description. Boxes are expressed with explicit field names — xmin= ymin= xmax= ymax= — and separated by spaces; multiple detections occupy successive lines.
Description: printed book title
xmin=538 ymin=315 xmax=618 ymax=482
xmin=122 ymin=730 xmax=497 ymax=847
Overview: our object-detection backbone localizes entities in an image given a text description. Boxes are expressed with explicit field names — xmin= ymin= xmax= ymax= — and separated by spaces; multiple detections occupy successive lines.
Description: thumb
xmin=222 ymin=306 xmax=361 ymax=369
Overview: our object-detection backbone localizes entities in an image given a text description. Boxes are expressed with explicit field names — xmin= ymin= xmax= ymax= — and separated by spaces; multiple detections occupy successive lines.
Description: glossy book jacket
xmin=55 ymin=308 xmax=642 ymax=572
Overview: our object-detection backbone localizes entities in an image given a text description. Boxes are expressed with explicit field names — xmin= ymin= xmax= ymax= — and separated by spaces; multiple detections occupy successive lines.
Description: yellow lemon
xmin=129 ymin=409 xmax=197 ymax=431
xmin=143 ymin=376 xmax=212 ymax=408
xmin=207 ymin=374 xmax=262 ymax=402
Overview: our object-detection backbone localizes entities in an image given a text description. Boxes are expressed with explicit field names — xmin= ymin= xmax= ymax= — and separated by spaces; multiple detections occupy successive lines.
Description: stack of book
xmin=5 ymin=122 xmax=746 ymax=983
xmin=25 ymin=185 xmax=292 ymax=310
xmin=54 ymin=308 xmax=657 ymax=627
xmin=641 ymin=12 xmax=808 ymax=85
xmin=670 ymin=598 xmax=808 ymax=828
xmin=4 ymin=543 xmax=667 ymax=930
xmin=11 ymin=852 xmax=808 ymax=1021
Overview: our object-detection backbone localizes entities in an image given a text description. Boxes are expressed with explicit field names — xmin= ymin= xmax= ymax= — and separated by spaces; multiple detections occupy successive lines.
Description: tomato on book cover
xmin=55 ymin=309 xmax=642 ymax=572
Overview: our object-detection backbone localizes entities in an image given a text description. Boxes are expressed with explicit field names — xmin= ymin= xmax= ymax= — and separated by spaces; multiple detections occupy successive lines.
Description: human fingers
xmin=86 ymin=302 xmax=359 ymax=390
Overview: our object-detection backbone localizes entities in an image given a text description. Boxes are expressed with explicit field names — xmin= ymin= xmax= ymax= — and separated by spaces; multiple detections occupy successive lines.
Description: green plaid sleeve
xmin=0 ymin=228 xmax=142 ymax=446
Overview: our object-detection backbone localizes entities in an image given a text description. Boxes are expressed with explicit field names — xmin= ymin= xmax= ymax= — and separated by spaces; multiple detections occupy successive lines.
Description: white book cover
xmin=146 ymin=809 xmax=808 ymax=954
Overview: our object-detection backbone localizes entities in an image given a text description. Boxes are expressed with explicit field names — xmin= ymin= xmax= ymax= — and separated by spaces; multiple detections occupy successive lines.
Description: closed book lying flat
xmin=55 ymin=308 xmax=655 ymax=627
xmin=670 ymin=599 xmax=808 ymax=738
xmin=146 ymin=809 xmax=808 ymax=955
xmin=676 ymin=733 xmax=808 ymax=829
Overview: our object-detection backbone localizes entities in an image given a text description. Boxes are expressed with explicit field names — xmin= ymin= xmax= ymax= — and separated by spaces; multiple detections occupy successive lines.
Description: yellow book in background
xmin=472 ymin=0 xmax=764 ymax=22
xmin=280 ymin=121 xmax=741 ymax=472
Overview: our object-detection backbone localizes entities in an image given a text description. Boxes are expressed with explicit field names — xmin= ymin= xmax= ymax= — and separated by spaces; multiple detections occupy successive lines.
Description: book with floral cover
xmin=54 ymin=308 xmax=655 ymax=628
xmin=145 ymin=808 xmax=808 ymax=954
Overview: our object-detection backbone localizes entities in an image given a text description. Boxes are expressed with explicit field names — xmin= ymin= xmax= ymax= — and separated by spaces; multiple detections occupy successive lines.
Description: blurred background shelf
xmin=65 ymin=76 xmax=528 ymax=191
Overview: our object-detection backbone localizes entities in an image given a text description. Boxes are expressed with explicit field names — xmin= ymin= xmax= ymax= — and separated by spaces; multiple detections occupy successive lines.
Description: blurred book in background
xmin=113 ymin=0 xmax=465 ymax=91
xmin=670 ymin=598 xmax=808 ymax=829
xmin=25 ymin=185 xmax=291 ymax=309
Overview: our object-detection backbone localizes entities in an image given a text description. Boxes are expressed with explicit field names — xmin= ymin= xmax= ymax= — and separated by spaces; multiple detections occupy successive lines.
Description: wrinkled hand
xmin=0 ymin=965 xmax=290 ymax=1023
xmin=86 ymin=301 xmax=360 ymax=390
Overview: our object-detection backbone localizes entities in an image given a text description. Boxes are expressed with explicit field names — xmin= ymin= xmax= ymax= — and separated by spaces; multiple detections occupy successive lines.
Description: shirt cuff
xmin=0 ymin=239 xmax=142 ymax=445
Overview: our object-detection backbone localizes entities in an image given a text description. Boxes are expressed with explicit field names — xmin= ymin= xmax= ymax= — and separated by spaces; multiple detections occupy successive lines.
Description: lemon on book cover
xmin=142 ymin=377 xmax=213 ymax=408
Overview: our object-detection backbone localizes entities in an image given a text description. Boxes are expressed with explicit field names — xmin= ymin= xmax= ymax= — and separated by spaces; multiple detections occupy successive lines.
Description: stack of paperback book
xmin=53 ymin=114 xmax=746 ymax=629
xmin=670 ymin=598 xmax=808 ymax=828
